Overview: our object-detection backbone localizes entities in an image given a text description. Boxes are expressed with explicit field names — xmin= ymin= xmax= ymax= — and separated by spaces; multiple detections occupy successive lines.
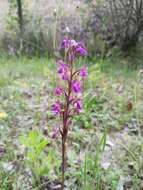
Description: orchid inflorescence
xmin=51 ymin=36 xmax=87 ymax=189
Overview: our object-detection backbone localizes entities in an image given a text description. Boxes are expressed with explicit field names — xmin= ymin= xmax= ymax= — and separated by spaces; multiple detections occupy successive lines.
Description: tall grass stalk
xmin=82 ymin=129 xmax=107 ymax=190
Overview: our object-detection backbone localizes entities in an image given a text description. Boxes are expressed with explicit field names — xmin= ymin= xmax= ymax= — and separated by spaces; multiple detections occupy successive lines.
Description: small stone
xmin=106 ymin=140 xmax=114 ymax=147
xmin=3 ymin=162 xmax=14 ymax=172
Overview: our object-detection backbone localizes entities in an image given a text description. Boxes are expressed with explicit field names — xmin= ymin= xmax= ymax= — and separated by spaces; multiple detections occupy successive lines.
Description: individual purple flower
xmin=79 ymin=65 xmax=87 ymax=78
xmin=71 ymin=80 xmax=81 ymax=93
xmin=74 ymin=99 xmax=81 ymax=110
xmin=54 ymin=86 xmax=63 ymax=96
xmin=57 ymin=60 xmax=69 ymax=80
xmin=62 ymin=72 xmax=69 ymax=80
xmin=57 ymin=60 xmax=67 ymax=74
xmin=61 ymin=37 xmax=70 ymax=49
xmin=51 ymin=101 xmax=62 ymax=115
xmin=75 ymin=43 xmax=87 ymax=56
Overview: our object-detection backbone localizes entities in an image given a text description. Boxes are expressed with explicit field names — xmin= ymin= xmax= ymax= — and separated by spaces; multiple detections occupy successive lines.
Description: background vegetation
xmin=1 ymin=0 xmax=143 ymax=57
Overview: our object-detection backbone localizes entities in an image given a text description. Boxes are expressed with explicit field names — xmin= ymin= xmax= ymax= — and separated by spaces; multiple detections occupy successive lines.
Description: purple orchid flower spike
xmin=51 ymin=37 xmax=87 ymax=190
